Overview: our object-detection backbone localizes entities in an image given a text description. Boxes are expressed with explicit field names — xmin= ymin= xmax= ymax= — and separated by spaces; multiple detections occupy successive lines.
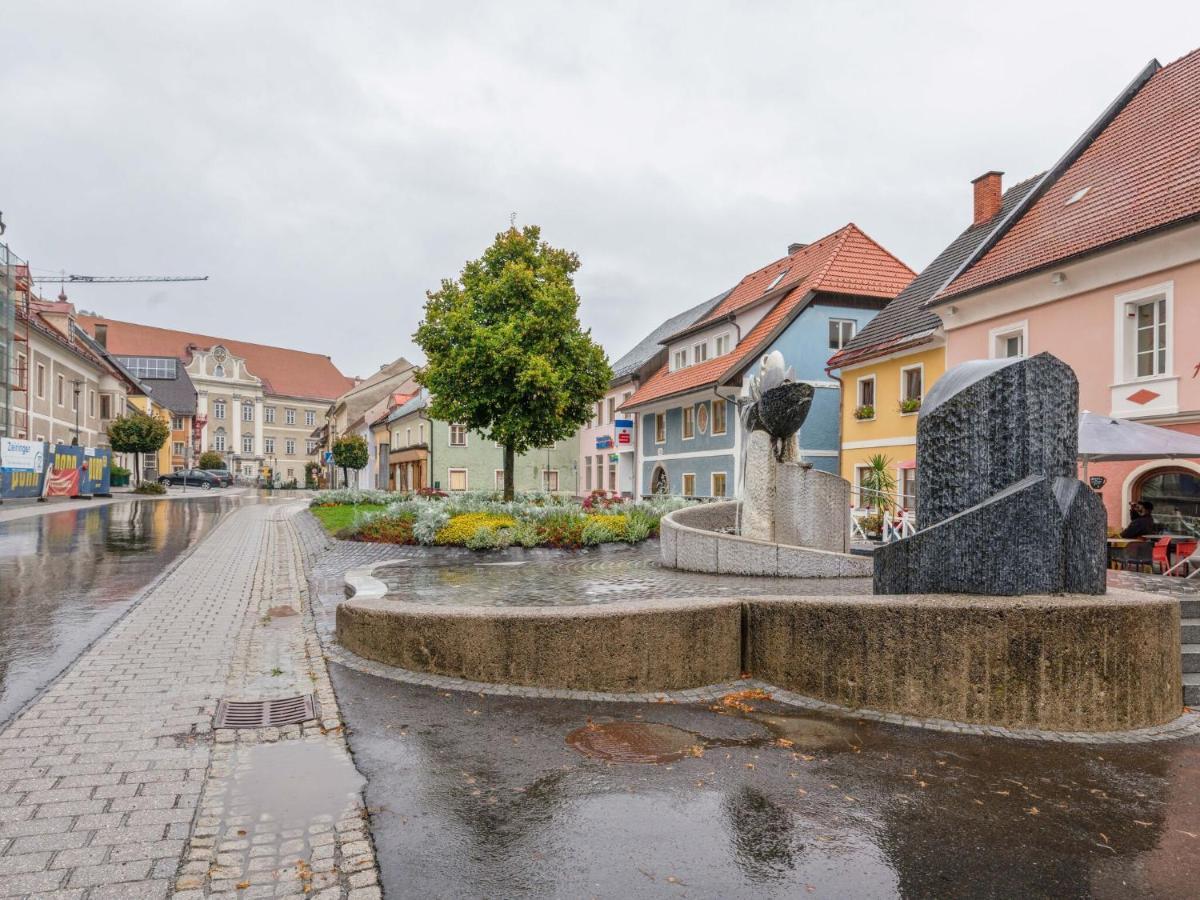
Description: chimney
xmin=94 ymin=323 xmax=108 ymax=349
xmin=787 ymin=242 xmax=807 ymax=254
xmin=971 ymin=171 xmax=1004 ymax=226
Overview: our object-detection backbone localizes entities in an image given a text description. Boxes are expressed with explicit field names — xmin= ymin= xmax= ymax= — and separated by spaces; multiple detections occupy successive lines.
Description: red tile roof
xmin=940 ymin=48 xmax=1200 ymax=299
xmin=77 ymin=316 xmax=354 ymax=401
xmin=623 ymin=224 xmax=913 ymax=408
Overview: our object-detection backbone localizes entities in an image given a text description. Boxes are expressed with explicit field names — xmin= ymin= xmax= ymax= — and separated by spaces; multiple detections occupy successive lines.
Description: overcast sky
xmin=3 ymin=2 xmax=1197 ymax=378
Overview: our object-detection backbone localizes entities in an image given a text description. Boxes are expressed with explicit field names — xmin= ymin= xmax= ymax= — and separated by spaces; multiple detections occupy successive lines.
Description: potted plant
xmin=854 ymin=404 xmax=875 ymax=420
xmin=110 ymin=465 xmax=131 ymax=487
xmin=899 ymin=397 xmax=922 ymax=414
xmin=858 ymin=453 xmax=897 ymax=531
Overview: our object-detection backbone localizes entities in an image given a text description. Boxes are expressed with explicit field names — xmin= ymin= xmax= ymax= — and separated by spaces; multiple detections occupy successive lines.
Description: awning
xmin=1078 ymin=411 xmax=1200 ymax=463
xmin=896 ymin=459 xmax=916 ymax=470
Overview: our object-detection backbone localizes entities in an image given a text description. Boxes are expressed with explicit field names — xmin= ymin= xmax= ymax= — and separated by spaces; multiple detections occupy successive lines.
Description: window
xmin=712 ymin=399 xmax=727 ymax=435
xmin=213 ymin=365 xmax=225 ymax=378
xmin=214 ymin=400 xmax=226 ymax=420
xmin=213 ymin=429 xmax=227 ymax=452
xmin=655 ymin=413 xmax=665 ymax=443
xmin=90 ymin=391 xmax=97 ymax=418
xmin=856 ymin=376 xmax=876 ymax=418
xmin=900 ymin=467 xmax=917 ymax=511
xmin=449 ymin=424 xmax=467 ymax=446
xmin=406 ymin=427 xmax=412 ymax=446
xmin=265 ymin=437 xmax=275 ymax=454
xmin=100 ymin=393 xmax=111 ymax=420
xmin=495 ymin=469 xmax=505 ymax=490
xmin=16 ymin=353 xmax=27 ymax=389
xmin=285 ymin=439 xmax=296 ymax=455
xmin=607 ymin=397 xmax=616 ymax=423
xmin=448 ymin=468 xmax=468 ymax=491
xmin=989 ymin=320 xmax=1028 ymax=360
xmin=285 ymin=408 xmax=296 ymax=425
xmin=673 ymin=349 xmax=688 ymax=370
xmin=242 ymin=402 xmax=254 ymax=422
xmin=607 ymin=465 xmax=616 ymax=492
xmin=242 ymin=434 xmax=254 ymax=454
xmin=681 ymin=407 xmax=694 ymax=439
xmin=71 ymin=382 xmax=78 ymax=412
xmin=419 ymin=423 xmax=425 ymax=444
xmin=173 ymin=442 xmax=185 ymax=456
xmin=900 ymin=365 xmax=923 ymax=404
xmin=596 ymin=458 xmax=603 ymax=491
xmin=829 ymin=319 xmax=856 ymax=350
xmin=543 ymin=469 xmax=559 ymax=492
xmin=682 ymin=473 xmax=696 ymax=496
xmin=585 ymin=456 xmax=593 ymax=491
xmin=714 ymin=334 xmax=731 ymax=356
xmin=697 ymin=403 xmax=709 ymax=434
xmin=306 ymin=439 xmax=318 ymax=454
xmin=306 ymin=410 xmax=316 ymax=427
xmin=171 ymin=415 xmax=183 ymax=430
xmin=596 ymin=401 xmax=604 ymax=427
xmin=693 ymin=342 xmax=708 ymax=363
xmin=115 ymin=356 xmax=177 ymax=379
xmin=712 ymin=472 xmax=727 ymax=498
xmin=265 ymin=406 xmax=276 ymax=424
xmin=1134 ymin=296 xmax=1168 ymax=378
xmin=764 ymin=269 xmax=789 ymax=292
xmin=36 ymin=363 xmax=45 ymax=399
xmin=57 ymin=374 xmax=65 ymax=406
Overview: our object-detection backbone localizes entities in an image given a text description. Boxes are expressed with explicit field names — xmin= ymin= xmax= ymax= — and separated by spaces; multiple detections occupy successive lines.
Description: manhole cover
xmin=566 ymin=721 xmax=702 ymax=764
xmin=215 ymin=694 xmax=318 ymax=729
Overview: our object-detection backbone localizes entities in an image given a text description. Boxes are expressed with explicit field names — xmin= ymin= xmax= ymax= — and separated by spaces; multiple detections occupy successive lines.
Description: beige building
xmin=78 ymin=316 xmax=353 ymax=484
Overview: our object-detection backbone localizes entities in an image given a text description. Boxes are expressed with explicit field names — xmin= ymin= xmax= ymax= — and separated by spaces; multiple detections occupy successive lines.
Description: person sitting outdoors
xmin=1121 ymin=501 xmax=1159 ymax=539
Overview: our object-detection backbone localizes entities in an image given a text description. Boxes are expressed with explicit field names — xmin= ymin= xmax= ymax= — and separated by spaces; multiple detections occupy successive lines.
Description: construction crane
xmin=30 ymin=274 xmax=208 ymax=284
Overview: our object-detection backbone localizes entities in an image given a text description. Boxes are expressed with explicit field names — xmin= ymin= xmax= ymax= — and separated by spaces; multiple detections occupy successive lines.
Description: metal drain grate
xmin=215 ymin=694 xmax=318 ymax=729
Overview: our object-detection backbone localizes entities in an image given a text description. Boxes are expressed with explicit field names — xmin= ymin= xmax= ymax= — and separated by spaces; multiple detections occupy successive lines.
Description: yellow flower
xmin=435 ymin=512 xmax=516 ymax=545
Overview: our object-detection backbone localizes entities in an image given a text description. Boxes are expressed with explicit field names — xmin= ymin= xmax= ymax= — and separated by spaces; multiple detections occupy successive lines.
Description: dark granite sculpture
xmin=741 ymin=352 xmax=814 ymax=461
xmin=874 ymin=352 xmax=1106 ymax=596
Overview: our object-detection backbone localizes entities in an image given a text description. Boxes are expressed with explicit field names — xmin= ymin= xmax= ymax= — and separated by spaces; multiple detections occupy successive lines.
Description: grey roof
xmin=385 ymin=389 xmax=429 ymax=424
xmin=609 ymin=289 xmax=731 ymax=383
xmin=141 ymin=366 xmax=198 ymax=415
xmin=828 ymin=175 xmax=1042 ymax=369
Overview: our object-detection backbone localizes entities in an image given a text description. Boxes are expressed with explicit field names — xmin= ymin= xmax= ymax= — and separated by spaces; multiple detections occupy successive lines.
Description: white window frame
xmin=90 ymin=391 xmax=97 ymax=418
xmin=692 ymin=341 xmax=708 ymax=363
xmin=265 ymin=406 xmax=276 ymax=424
xmin=306 ymin=410 xmax=316 ymax=427
xmin=584 ymin=456 xmax=593 ymax=491
xmin=988 ymin=319 xmax=1028 ymax=360
xmin=241 ymin=402 xmax=253 ymax=422
xmin=495 ymin=469 xmax=505 ymax=490
xmin=242 ymin=434 xmax=254 ymax=454
xmin=57 ymin=374 xmax=65 ymax=407
xmin=447 ymin=467 xmax=468 ymax=491
xmin=285 ymin=408 xmax=296 ymax=425
xmin=711 ymin=472 xmax=727 ymax=498
xmin=306 ymin=439 xmax=318 ymax=455
xmin=673 ymin=348 xmax=688 ymax=371
xmin=899 ymin=363 xmax=924 ymax=412
xmin=449 ymin=424 xmax=467 ymax=447
xmin=711 ymin=398 xmax=727 ymax=436
xmin=714 ymin=333 xmax=732 ymax=357
xmin=681 ymin=472 xmax=696 ymax=496
xmin=856 ymin=375 xmax=876 ymax=418
xmin=265 ymin=437 xmax=275 ymax=454
xmin=829 ymin=318 xmax=856 ymax=350
xmin=214 ymin=400 xmax=226 ymax=420
xmin=213 ymin=429 xmax=227 ymax=452
xmin=36 ymin=363 xmax=45 ymax=399
xmin=285 ymin=438 xmax=296 ymax=455
xmin=681 ymin=406 xmax=694 ymax=440
xmin=1113 ymin=282 xmax=1174 ymax=383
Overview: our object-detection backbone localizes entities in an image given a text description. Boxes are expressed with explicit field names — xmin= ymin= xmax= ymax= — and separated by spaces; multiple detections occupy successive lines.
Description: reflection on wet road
xmin=0 ymin=497 xmax=233 ymax=723
xmin=331 ymin=663 xmax=1200 ymax=899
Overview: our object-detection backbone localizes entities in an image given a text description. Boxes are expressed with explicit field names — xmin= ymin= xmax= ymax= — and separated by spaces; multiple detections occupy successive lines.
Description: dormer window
xmin=673 ymin=349 xmax=688 ymax=370
xmin=714 ymin=333 xmax=732 ymax=356
xmin=693 ymin=342 xmax=708 ymax=363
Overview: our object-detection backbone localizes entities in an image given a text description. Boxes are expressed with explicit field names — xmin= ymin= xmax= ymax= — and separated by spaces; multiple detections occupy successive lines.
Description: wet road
xmin=0 ymin=496 xmax=234 ymax=724
xmin=332 ymin=663 xmax=1200 ymax=900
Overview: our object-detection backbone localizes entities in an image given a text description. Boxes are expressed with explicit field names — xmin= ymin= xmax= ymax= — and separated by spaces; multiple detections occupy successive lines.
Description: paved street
xmin=0 ymin=500 xmax=378 ymax=898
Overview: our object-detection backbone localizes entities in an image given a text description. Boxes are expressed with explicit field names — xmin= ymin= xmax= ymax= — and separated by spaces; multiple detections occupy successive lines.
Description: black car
xmin=206 ymin=468 xmax=235 ymax=487
xmin=158 ymin=469 xmax=222 ymax=490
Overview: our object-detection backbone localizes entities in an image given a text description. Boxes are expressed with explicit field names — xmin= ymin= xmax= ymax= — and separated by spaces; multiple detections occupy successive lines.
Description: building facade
xmin=931 ymin=49 xmax=1200 ymax=531
xmin=622 ymin=225 xmax=913 ymax=497
xmin=79 ymin=317 xmax=353 ymax=484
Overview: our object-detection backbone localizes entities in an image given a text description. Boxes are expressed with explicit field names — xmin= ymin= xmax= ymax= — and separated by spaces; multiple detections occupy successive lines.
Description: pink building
xmin=929 ymin=48 xmax=1200 ymax=531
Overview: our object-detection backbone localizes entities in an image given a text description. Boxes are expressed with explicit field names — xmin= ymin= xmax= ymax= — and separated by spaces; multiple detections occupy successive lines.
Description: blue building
xmin=621 ymin=224 xmax=913 ymax=497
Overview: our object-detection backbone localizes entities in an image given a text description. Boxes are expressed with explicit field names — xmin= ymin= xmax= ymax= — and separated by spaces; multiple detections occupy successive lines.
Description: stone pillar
xmin=231 ymin=394 xmax=242 ymax=459
xmin=741 ymin=430 xmax=776 ymax=543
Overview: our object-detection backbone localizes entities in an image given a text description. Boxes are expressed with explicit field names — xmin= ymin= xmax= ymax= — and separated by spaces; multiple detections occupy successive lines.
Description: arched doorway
xmin=1133 ymin=466 xmax=1200 ymax=532
xmin=651 ymin=466 xmax=669 ymax=495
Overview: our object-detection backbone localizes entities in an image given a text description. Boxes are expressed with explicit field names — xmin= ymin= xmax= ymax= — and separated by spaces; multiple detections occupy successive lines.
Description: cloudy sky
xmin=3 ymin=2 xmax=1197 ymax=378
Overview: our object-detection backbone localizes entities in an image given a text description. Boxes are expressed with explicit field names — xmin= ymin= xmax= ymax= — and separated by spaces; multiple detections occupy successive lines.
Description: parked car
xmin=205 ymin=468 xmax=235 ymax=487
xmin=158 ymin=469 xmax=223 ymax=490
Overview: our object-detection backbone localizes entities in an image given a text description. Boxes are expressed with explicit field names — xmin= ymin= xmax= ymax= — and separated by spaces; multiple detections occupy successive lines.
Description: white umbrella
xmin=1078 ymin=410 xmax=1200 ymax=478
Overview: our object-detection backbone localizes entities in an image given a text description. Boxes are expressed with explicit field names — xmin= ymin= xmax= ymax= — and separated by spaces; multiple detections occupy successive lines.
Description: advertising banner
xmin=595 ymin=435 xmax=613 ymax=450
xmin=614 ymin=418 xmax=634 ymax=446
xmin=0 ymin=439 xmax=47 ymax=500
xmin=43 ymin=445 xmax=85 ymax=498
xmin=81 ymin=448 xmax=112 ymax=497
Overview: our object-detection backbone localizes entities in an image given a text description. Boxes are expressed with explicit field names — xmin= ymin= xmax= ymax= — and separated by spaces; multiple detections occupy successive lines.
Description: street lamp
xmin=70 ymin=379 xmax=84 ymax=445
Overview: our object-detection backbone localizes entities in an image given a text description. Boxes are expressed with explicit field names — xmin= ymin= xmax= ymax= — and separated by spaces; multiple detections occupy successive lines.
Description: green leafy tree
xmin=414 ymin=224 xmax=611 ymax=499
xmin=859 ymin=453 xmax=898 ymax=512
xmin=332 ymin=434 xmax=370 ymax=489
xmin=107 ymin=412 xmax=170 ymax=486
xmin=197 ymin=450 xmax=224 ymax=470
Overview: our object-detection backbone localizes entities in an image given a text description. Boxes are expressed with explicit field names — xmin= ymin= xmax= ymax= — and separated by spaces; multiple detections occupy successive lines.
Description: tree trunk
xmin=503 ymin=444 xmax=515 ymax=501
xmin=342 ymin=465 xmax=348 ymax=488
xmin=134 ymin=451 xmax=141 ymax=486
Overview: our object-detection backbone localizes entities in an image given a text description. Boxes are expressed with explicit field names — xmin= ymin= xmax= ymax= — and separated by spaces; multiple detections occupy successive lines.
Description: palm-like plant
xmin=859 ymin=453 xmax=897 ymax=512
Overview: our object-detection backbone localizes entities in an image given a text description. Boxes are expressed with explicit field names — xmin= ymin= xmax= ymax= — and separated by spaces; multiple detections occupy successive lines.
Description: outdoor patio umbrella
xmin=1078 ymin=410 xmax=1200 ymax=478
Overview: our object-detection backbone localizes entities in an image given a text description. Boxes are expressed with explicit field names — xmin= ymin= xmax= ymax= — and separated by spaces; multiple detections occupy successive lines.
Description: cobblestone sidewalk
xmin=0 ymin=502 xmax=379 ymax=899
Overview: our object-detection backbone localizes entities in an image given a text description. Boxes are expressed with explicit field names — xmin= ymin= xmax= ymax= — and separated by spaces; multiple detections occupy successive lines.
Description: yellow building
xmin=127 ymin=394 xmax=175 ymax=482
xmin=827 ymin=171 xmax=1039 ymax=516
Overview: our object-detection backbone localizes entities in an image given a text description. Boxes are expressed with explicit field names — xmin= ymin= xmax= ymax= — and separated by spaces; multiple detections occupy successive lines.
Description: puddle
xmin=566 ymin=722 xmax=703 ymax=763
xmin=228 ymin=741 xmax=364 ymax=827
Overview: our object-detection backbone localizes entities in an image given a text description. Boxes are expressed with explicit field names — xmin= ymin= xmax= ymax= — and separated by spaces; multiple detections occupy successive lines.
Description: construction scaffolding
xmin=0 ymin=242 xmax=31 ymax=440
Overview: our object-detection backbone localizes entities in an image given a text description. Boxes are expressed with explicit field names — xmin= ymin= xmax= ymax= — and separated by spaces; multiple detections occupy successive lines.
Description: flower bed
xmin=308 ymin=489 xmax=694 ymax=549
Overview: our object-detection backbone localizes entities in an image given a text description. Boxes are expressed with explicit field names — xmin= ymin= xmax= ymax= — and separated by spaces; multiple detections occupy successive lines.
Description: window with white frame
xmin=989 ymin=320 xmax=1027 ymax=359
xmin=285 ymin=408 xmax=296 ymax=425
xmin=214 ymin=400 xmax=226 ymax=420
xmin=606 ymin=396 xmax=615 ymax=423
xmin=900 ymin=365 xmax=923 ymax=407
xmin=173 ymin=442 xmax=185 ymax=456
xmin=36 ymin=363 xmax=45 ymax=398
xmin=242 ymin=435 xmax=253 ymax=454
xmin=419 ymin=423 xmax=425 ymax=444
xmin=900 ymin=467 xmax=917 ymax=511
xmin=265 ymin=406 xmax=276 ymax=424
xmin=171 ymin=415 xmax=183 ymax=430
xmin=681 ymin=473 xmax=696 ymax=496
xmin=712 ymin=399 xmax=727 ymax=435
xmin=1132 ymin=293 xmax=1168 ymax=378
xmin=285 ymin=438 xmax=296 ymax=455
xmin=306 ymin=410 xmax=316 ymax=427
xmin=829 ymin=319 xmax=856 ymax=350
xmin=681 ymin=406 xmax=694 ymax=439
xmin=57 ymin=374 xmax=65 ymax=407
xmin=595 ymin=401 xmax=603 ymax=427
xmin=406 ymin=427 xmax=412 ymax=446
xmin=856 ymin=376 xmax=876 ymax=415
xmin=542 ymin=469 xmax=559 ymax=492
xmin=306 ymin=439 xmax=318 ymax=454
xmin=449 ymin=424 xmax=467 ymax=446
xmin=90 ymin=391 xmax=97 ymax=418
xmin=213 ymin=429 xmax=226 ymax=452
xmin=242 ymin=402 xmax=253 ymax=422
xmin=265 ymin=437 xmax=275 ymax=454
xmin=655 ymin=414 xmax=665 ymax=443
xmin=714 ymin=333 xmax=732 ymax=356
xmin=693 ymin=341 xmax=708 ymax=363
xmin=448 ymin=468 xmax=468 ymax=491
xmin=585 ymin=455 xmax=593 ymax=491
xmin=608 ymin=463 xmax=616 ymax=492
xmin=495 ymin=469 xmax=505 ymax=490
xmin=712 ymin=472 xmax=727 ymax=498
xmin=673 ymin=348 xmax=688 ymax=370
